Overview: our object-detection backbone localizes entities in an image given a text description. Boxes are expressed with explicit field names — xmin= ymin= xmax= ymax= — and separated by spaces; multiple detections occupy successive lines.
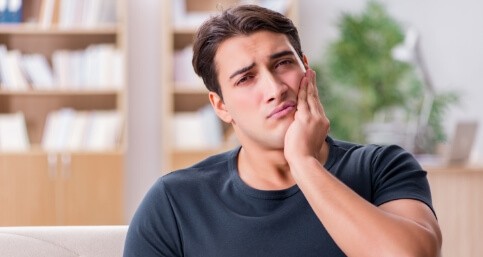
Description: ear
xmin=209 ymin=91 xmax=233 ymax=124
xmin=302 ymin=54 xmax=310 ymax=70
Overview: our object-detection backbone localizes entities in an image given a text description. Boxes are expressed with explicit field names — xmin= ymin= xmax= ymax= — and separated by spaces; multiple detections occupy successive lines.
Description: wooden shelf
xmin=0 ymin=151 xmax=124 ymax=226
xmin=173 ymin=83 xmax=207 ymax=94
xmin=0 ymin=24 xmax=118 ymax=35
xmin=425 ymin=165 xmax=483 ymax=173
xmin=173 ymin=25 xmax=198 ymax=35
xmin=0 ymin=0 xmax=126 ymax=226
xmin=0 ymin=89 xmax=121 ymax=96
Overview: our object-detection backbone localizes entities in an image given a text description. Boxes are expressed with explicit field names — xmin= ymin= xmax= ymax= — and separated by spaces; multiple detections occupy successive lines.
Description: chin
xmin=264 ymin=135 xmax=286 ymax=150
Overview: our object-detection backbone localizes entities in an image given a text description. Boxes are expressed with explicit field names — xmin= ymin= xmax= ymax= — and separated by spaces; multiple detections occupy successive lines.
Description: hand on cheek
xmin=284 ymin=68 xmax=330 ymax=163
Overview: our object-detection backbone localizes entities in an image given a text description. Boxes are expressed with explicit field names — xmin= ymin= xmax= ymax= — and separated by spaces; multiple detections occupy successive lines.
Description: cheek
xmin=281 ymin=70 xmax=304 ymax=92
xmin=225 ymin=91 xmax=259 ymax=114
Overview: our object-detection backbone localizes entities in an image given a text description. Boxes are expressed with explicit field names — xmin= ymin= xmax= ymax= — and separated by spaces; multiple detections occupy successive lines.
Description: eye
xmin=275 ymin=59 xmax=294 ymax=69
xmin=235 ymin=74 xmax=254 ymax=86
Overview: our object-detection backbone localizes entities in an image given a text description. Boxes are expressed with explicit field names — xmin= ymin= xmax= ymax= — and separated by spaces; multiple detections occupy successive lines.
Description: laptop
xmin=444 ymin=121 xmax=479 ymax=166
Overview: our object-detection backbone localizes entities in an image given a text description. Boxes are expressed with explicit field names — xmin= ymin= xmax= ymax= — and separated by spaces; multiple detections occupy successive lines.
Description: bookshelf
xmin=160 ymin=0 xmax=299 ymax=171
xmin=0 ymin=0 xmax=125 ymax=225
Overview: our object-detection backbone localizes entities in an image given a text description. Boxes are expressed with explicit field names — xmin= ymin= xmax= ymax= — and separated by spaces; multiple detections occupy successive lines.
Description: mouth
xmin=267 ymin=102 xmax=297 ymax=119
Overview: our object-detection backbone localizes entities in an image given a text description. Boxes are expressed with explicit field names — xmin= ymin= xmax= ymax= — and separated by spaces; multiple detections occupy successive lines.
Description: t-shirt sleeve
xmin=123 ymin=178 xmax=183 ymax=257
xmin=370 ymin=145 xmax=434 ymax=213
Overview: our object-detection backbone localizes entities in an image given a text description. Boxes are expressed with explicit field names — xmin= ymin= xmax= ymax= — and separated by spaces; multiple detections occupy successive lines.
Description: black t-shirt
xmin=123 ymin=137 xmax=433 ymax=257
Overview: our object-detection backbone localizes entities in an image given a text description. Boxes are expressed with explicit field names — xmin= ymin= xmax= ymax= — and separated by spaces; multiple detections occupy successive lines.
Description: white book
xmin=172 ymin=0 xmax=187 ymax=28
xmin=39 ymin=0 xmax=56 ymax=28
xmin=52 ymin=50 xmax=69 ymax=89
xmin=70 ymin=50 xmax=84 ymax=89
xmin=98 ymin=0 xmax=116 ymax=25
xmin=21 ymin=54 xmax=55 ymax=90
xmin=66 ymin=111 xmax=88 ymax=150
xmin=0 ymin=112 xmax=30 ymax=151
xmin=85 ymin=44 xmax=113 ymax=88
xmin=58 ymin=0 xmax=75 ymax=28
xmin=6 ymin=50 xmax=29 ymax=91
xmin=198 ymin=104 xmax=223 ymax=148
xmin=42 ymin=108 xmax=75 ymax=151
xmin=84 ymin=111 xmax=121 ymax=151
xmin=173 ymin=112 xmax=205 ymax=149
xmin=72 ymin=0 xmax=86 ymax=27
xmin=57 ymin=0 xmax=69 ymax=27
xmin=258 ymin=0 xmax=290 ymax=15
xmin=41 ymin=110 xmax=58 ymax=151
xmin=0 ymin=0 xmax=7 ymax=22
xmin=83 ymin=45 xmax=99 ymax=88
xmin=97 ymin=44 xmax=115 ymax=88
xmin=111 ymin=49 xmax=124 ymax=88
xmin=0 ymin=44 xmax=11 ymax=90
xmin=83 ymin=0 xmax=100 ymax=27
xmin=173 ymin=45 xmax=203 ymax=86
xmin=55 ymin=108 xmax=75 ymax=150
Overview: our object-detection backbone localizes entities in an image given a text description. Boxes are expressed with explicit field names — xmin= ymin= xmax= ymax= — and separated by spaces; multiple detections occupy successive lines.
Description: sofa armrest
xmin=0 ymin=226 xmax=128 ymax=257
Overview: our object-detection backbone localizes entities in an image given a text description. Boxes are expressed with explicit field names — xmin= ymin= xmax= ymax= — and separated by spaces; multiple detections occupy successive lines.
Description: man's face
xmin=210 ymin=31 xmax=307 ymax=150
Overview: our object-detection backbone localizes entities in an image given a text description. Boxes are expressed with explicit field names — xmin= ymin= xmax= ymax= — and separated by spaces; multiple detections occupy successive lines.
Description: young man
xmin=124 ymin=5 xmax=442 ymax=257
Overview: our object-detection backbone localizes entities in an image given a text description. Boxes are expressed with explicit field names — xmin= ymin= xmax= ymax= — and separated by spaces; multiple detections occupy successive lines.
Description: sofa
xmin=0 ymin=225 xmax=128 ymax=257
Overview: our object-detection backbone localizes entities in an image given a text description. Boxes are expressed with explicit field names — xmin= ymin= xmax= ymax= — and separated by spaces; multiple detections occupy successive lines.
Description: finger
xmin=297 ymin=75 xmax=309 ymax=113
xmin=306 ymin=70 xmax=323 ymax=115
xmin=310 ymin=68 xmax=319 ymax=96
xmin=306 ymin=69 xmax=316 ymax=99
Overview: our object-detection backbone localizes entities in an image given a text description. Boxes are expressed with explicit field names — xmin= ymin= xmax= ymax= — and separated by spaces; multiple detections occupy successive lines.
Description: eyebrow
xmin=229 ymin=63 xmax=256 ymax=80
xmin=269 ymin=50 xmax=295 ymax=60
xmin=228 ymin=50 xmax=295 ymax=80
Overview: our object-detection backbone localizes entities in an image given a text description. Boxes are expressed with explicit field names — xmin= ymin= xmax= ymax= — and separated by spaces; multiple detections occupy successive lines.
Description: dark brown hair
xmin=192 ymin=4 xmax=302 ymax=99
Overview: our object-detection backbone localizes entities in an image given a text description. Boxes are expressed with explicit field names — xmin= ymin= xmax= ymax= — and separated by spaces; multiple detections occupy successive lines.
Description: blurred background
xmin=0 ymin=0 xmax=481 ymax=256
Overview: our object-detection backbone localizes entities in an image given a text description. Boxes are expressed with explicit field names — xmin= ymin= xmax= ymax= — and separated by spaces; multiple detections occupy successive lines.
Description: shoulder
xmin=328 ymin=137 xmax=418 ymax=168
xmin=327 ymin=137 xmax=431 ymax=208
xmin=160 ymin=147 xmax=240 ymax=192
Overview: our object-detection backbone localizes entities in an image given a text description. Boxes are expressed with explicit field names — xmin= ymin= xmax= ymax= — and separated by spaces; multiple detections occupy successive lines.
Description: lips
xmin=267 ymin=102 xmax=297 ymax=119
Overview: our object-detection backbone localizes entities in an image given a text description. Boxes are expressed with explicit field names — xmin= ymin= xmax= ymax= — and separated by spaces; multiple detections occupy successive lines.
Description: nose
xmin=262 ymin=71 xmax=287 ymax=103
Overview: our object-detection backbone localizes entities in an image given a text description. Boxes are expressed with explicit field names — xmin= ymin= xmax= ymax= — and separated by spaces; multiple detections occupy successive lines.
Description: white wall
xmin=299 ymin=0 xmax=483 ymax=161
xmin=125 ymin=0 xmax=163 ymax=222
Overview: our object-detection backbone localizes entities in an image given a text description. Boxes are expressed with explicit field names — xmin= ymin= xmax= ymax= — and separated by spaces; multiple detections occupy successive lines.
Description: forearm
xmin=290 ymin=157 xmax=441 ymax=257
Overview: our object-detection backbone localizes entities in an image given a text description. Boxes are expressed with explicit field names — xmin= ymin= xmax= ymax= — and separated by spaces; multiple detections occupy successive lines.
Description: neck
xmin=237 ymin=140 xmax=329 ymax=191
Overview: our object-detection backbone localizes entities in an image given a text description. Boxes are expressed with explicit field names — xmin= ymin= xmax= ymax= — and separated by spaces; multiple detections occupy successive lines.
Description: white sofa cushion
xmin=0 ymin=226 xmax=128 ymax=257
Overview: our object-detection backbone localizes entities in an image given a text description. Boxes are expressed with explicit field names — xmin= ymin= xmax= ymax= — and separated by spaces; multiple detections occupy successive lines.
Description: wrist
xmin=288 ymin=155 xmax=322 ymax=178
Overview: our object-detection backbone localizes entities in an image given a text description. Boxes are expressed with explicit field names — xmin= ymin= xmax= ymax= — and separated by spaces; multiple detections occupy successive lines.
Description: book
xmin=198 ymin=104 xmax=223 ymax=148
xmin=173 ymin=112 xmax=206 ymax=149
xmin=41 ymin=108 xmax=75 ymax=151
xmin=51 ymin=50 xmax=69 ymax=89
xmin=0 ymin=112 xmax=30 ymax=151
xmin=0 ymin=0 xmax=7 ymax=23
xmin=55 ymin=0 xmax=117 ymax=28
xmin=3 ymin=50 xmax=29 ymax=91
xmin=39 ymin=0 xmax=56 ymax=28
xmin=173 ymin=45 xmax=203 ymax=87
xmin=21 ymin=54 xmax=56 ymax=90
xmin=42 ymin=109 xmax=122 ymax=151
xmin=84 ymin=110 xmax=122 ymax=151
xmin=0 ymin=44 xmax=10 ymax=90
xmin=58 ymin=0 xmax=74 ymax=28
xmin=66 ymin=111 xmax=88 ymax=150
xmin=172 ymin=104 xmax=223 ymax=149
xmin=4 ymin=0 xmax=22 ymax=23
xmin=51 ymin=44 xmax=123 ymax=90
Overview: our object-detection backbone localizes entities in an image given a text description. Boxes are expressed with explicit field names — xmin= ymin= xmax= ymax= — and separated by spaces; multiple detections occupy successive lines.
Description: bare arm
xmin=284 ymin=69 xmax=442 ymax=257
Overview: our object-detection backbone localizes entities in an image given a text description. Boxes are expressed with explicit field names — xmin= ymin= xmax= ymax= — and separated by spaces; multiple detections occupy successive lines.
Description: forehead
xmin=214 ymin=31 xmax=291 ymax=74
